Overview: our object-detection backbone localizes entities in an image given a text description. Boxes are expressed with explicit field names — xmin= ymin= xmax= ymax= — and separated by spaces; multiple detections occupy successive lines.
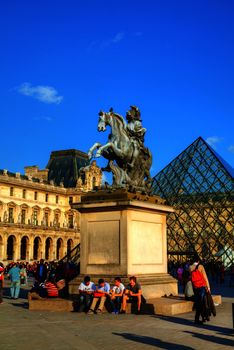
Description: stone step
xmin=139 ymin=295 xmax=222 ymax=316
xmin=28 ymin=294 xmax=222 ymax=316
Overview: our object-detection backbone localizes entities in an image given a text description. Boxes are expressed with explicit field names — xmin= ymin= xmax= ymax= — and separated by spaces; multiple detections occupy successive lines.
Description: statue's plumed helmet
xmin=126 ymin=105 xmax=142 ymax=121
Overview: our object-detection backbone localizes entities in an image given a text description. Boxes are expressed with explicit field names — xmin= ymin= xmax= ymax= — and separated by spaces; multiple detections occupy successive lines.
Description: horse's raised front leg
xmin=88 ymin=142 xmax=102 ymax=159
xmin=96 ymin=142 xmax=125 ymax=159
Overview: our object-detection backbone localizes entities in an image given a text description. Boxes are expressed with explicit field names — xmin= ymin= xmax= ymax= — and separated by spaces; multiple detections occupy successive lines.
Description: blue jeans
xmin=110 ymin=296 xmax=122 ymax=311
xmin=194 ymin=286 xmax=206 ymax=321
xmin=78 ymin=293 xmax=93 ymax=312
xmin=10 ymin=281 xmax=20 ymax=299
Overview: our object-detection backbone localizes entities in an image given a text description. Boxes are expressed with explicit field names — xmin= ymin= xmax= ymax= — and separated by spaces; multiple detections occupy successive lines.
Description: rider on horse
xmin=126 ymin=106 xmax=146 ymax=168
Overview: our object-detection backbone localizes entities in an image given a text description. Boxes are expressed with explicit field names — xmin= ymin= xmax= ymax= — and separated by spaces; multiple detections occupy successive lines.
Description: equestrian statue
xmin=88 ymin=106 xmax=153 ymax=192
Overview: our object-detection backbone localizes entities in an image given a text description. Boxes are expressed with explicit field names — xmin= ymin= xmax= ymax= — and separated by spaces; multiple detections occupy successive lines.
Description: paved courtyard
xmin=0 ymin=282 xmax=233 ymax=350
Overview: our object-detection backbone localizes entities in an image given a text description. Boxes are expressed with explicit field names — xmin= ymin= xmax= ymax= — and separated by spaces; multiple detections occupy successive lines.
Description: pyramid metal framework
xmin=152 ymin=137 xmax=234 ymax=266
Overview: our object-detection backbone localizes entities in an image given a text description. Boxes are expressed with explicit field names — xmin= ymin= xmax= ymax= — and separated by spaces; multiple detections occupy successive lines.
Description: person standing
xmin=177 ymin=265 xmax=184 ymax=285
xmin=8 ymin=263 xmax=21 ymax=299
xmin=20 ymin=264 xmax=27 ymax=286
xmin=190 ymin=254 xmax=211 ymax=324
xmin=36 ymin=259 xmax=48 ymax=284
xmin=0 ymin=263 xmax=4 ymax=304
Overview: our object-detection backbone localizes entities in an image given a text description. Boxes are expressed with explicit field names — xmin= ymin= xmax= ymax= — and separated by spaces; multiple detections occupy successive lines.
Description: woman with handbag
xmin=190 ymin=254 xmax=211 ymax=325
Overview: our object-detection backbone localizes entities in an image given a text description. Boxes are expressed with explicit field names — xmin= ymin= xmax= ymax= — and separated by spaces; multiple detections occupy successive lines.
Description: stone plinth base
xmin=71 ymin=189 xmax=178 ymax=299
xmin=69 ymin=273 xmax=177 ymax=299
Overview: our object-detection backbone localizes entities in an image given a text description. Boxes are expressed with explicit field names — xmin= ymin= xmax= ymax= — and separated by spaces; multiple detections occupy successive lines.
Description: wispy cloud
xmin=17 ymin=82 xmax=63 ymax=104
xmin=33 ymin=116 xmax=53 ymax=122
xmin=112 ymin=31 xmax=125 ymax=43
xmin=134 ymin=31 xmax=143 ymax=37
xmin=206 ymin=136 xmax=223 ymax=149
xmin=228 ymin=145 xmax=234 ymax=153
xmin=88 ymin=31 xmax=143 ymax=51
xmin=101 ymin=31 xmax=125 ymax=48
xmin=87 ymin=32 xmax=125 ymax=51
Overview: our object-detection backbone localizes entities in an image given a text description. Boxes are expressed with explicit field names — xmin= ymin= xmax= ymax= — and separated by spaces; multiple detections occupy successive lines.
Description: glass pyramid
xmin=152 ymin=137 xmax=234 ymax=266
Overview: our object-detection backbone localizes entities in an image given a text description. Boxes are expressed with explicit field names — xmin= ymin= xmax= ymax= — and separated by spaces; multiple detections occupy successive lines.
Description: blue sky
xmin=0 ymin=0 xmax=233 ymax=179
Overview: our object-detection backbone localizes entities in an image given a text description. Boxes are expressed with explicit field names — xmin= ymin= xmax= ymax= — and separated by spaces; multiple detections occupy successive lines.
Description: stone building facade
xmin=0 ymin=150 xmax=102 ymax=263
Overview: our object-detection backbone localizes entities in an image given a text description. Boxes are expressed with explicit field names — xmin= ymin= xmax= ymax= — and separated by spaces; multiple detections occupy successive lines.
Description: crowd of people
xmin=0 ymin=259 xmax=143 ymax=315
xmin=168 ymin=259 xmax=234 ymax=288
xmin=168 ymin=256 xmax=234 ymax=324
xmin=0 ymin=255 xmax=233 ymax=325
xmin=0 ymin=259 xmax=78 ymax=303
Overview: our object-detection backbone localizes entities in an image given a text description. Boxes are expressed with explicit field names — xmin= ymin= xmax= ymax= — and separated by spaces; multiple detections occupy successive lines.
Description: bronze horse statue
xmin=88 ymin=108 xmax=152 ymax=191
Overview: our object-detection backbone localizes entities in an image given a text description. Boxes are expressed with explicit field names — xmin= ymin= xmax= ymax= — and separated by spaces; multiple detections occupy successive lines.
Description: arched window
xmin=67 ymin=239 xmax=73 ymax=257
xmin=7 ymin=235 xmax=16 ymax=260
xmin=56 ymin=238 xmax=63 ymax=260
xmin=45 ymin=237 xmax=53 ymax=260
xmin=33 ymin=237 xmax=42 ymax=260
xmin=20 ymin=236 xmax=29 ymax=260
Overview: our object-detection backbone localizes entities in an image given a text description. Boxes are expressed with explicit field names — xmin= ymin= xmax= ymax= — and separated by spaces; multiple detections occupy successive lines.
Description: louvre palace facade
xmin=0 ymin=149 xmax=102 ymax=263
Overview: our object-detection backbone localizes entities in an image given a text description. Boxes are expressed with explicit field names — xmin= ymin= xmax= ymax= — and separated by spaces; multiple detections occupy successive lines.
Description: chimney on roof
xmin=24 ymin=165 xmax=49 ymax=181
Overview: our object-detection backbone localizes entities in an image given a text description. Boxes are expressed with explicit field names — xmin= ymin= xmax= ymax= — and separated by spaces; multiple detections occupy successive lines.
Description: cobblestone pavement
xmin=0 ymin=283 xmax=233 ymax=350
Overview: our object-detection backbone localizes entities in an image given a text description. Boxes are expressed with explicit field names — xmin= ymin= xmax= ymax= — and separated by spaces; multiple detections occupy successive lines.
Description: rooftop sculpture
xmin=88 ymin=106 xmax=152 ymax=192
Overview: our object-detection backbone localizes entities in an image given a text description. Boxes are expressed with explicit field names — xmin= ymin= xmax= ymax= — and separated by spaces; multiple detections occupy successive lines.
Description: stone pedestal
xmin=70 ymin=190 xmax=177 ymax=299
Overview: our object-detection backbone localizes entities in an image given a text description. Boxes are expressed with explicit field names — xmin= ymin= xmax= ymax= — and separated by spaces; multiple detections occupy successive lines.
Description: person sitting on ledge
xmin=109 ymin=277 xmax=125 ymax=314
xmin=45 ymin=275 xmax=59 ymax=298
xmin=78 ymin=276 xmax=96 ymax=312
xmin=28 ymin=276 xmax=62 ymax=300
xmin=28 ymin=281 xmax=47 ymax=300
xmin=88 ymin=278 xmax=110 ymax=314
xmin=120 ymin=276 xmax=142 ymax=314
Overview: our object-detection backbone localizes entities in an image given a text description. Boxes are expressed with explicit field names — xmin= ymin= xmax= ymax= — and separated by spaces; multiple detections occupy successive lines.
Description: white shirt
xmin=79 ymin=281 xmax=96 ymax=292
xmin=112 ymin=283 xmax=125 ymax=294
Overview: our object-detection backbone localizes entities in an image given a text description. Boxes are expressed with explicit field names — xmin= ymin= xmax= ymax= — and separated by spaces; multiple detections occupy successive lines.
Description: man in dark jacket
xmin=36 ymin=259 xmax=48 ymax=283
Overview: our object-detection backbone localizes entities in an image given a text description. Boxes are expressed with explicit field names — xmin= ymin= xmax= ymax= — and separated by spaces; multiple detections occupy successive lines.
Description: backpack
xmin=185 ymin=280 xmax=194 ymax=298
xmin=191 ymin=265 xmax=206 ymax=288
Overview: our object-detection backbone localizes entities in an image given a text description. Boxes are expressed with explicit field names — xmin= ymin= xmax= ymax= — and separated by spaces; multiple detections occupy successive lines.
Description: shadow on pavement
xmin=152 ymin=315 xmax=234 ymax=335
xmin=10 ymin=302 xmax=28 ymax=309
xmin=113 ymin=333 xmax=195 ymax=349
xmin=184 ymin=330 xmax=234 ymax=347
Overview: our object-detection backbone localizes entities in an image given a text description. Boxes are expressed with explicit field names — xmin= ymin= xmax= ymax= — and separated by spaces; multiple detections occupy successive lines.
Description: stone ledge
xmin=28 ymin=294 xmax=222 ymax=315
xmin=28 ymin=298 xmax=74 ymax=312
xmin=146 ymin=295 xmax=222 ymax=316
